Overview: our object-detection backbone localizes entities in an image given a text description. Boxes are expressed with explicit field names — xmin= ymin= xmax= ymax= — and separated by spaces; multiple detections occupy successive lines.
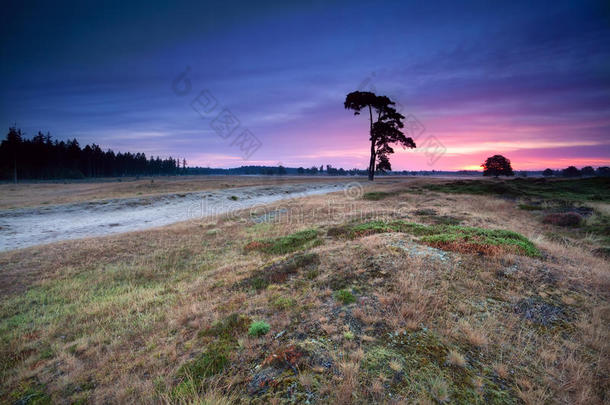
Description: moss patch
xmin=378 ymin=329 xmax=516 ymax=404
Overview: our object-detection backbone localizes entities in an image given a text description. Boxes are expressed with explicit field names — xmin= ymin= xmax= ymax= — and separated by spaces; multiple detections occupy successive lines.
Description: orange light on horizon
xmin=459 ymin=165 xmax=482 ymax=171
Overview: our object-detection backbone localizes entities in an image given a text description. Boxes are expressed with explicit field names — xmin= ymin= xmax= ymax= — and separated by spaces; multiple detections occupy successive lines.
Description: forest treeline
xmin=0 ymin=127 xmax=183 ymax=180
xmin=2 ymin=127 xmax=608 ymax=181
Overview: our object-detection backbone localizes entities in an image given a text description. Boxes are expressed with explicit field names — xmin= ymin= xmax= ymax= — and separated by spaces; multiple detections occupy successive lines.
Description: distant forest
xmin=0 ymin=127 xmax=183 ymax=180
xmin=1 ymin=128 xmax=608 ymax=181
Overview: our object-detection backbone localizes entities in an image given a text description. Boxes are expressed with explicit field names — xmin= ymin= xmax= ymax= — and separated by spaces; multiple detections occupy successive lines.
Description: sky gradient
xmin=1 ymin=0 xmax=609 ymax=170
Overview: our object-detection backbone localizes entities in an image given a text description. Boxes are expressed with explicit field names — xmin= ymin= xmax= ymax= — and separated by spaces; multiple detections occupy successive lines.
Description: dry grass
xmin=0 ymin=175 xmax=348 ymax=209
xmin=0 ymin=177 xmax=608 ymax=404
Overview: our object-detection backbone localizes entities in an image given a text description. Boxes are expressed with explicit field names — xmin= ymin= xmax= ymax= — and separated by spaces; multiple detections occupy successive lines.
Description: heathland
xmin=0 ymin=176 xmax=608 ymax=404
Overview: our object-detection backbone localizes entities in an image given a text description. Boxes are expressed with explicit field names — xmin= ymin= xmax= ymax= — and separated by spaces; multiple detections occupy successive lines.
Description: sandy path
xmin=0 ymin=182 xmax=351 ymax=252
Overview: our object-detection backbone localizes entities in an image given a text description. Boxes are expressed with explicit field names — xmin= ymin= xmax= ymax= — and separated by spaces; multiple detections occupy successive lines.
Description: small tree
xmin=562 ymin=166 xmax=581 ymax=177
xmin=481 ymin=155 xmax=514 ymax=177
xmin=542 ymin=168 xmax=554 ymax=177
xmin=581 ymin=166 xmax=595 ymax=176
xmin=344 ymin=91 xmax=416 ymax=181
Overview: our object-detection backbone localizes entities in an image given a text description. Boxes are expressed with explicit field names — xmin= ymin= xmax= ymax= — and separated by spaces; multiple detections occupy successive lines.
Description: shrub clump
xmin=328 ymin=220 xmax=540 ymax=257
xmin=244 ymin=229 xmax=321 ymax=254
xmin=420 ymin=226 xmax=540 ymax=257
xmin=542 ymin=212 xmax=583 ymax=227
xmin=328 ymin=220 xmax=430 ymax=239
xmin=248 ymin=321 xmax=270 ymax=337
xmin=333 ymin=289 xmax=356 ymax=305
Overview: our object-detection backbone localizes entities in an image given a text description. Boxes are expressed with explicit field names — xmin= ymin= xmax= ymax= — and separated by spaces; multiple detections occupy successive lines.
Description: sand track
xmin=0 ymin=181 xmax=350 ymax=251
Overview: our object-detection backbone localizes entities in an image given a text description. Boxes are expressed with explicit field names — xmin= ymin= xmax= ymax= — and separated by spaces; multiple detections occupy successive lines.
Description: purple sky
xmin=1 ymin=0 xmax=609 ymax=170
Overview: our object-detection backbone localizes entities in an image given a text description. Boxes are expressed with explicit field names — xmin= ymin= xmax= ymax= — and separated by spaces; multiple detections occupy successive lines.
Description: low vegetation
xmin=424 ymin=177 xmax=610 ymax=202
xmin=248 ymin=321 xmax=271 ymax=337
xmin=362 ymin=191 xmax=398 ymax=201
xmin=333 ymin=289 xmax=357 ymax=305
xmin=244 ymin=229 xmax=321 ymax=255
xmin=0 ymin=177 xmax=607 ymax=404
xmin=329 ymin=220 xmax=540 ymax=256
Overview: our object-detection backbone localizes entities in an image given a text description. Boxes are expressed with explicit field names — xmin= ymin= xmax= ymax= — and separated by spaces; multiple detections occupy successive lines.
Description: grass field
xmin=0 ymin=177 xmax=608 ymax=404
xmin=0 ymin=175 xmax=347 ymax=210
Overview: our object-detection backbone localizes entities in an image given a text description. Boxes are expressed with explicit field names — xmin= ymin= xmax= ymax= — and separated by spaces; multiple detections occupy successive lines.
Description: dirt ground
xmin=0 ymin=181 xmax=350 ymax=252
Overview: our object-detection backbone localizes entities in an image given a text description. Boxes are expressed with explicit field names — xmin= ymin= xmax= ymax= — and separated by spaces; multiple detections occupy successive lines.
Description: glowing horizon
xmin=1 ymin=1 xmax=609 ymax=172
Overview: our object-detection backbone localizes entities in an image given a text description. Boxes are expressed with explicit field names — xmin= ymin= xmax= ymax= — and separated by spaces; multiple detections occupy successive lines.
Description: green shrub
xmin=248 ymin=321 xmax=270 ymax=337
xmin=334 ymin=289 xmax=356 ymax=304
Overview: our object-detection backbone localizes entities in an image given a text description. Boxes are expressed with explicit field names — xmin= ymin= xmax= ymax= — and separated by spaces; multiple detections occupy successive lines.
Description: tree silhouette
xmin=0 ymin=127 xmax=180 ymax=180
xmin=581 ymin=166 xmax=595 ymax=176
xmin=597 ymin=167 xmax=610 ymax=177
xmin=562 ymin=166 xmax=581 ymax=177
xmin=542 ymin=168 xmax=554 ymax=177
xmin=481 ymin=155 xmax=514 ymax=177
xmin=344 ymin=91 xmax=415 ymax=180
xmin=4 ymin=127 xmax=22 ymax=183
